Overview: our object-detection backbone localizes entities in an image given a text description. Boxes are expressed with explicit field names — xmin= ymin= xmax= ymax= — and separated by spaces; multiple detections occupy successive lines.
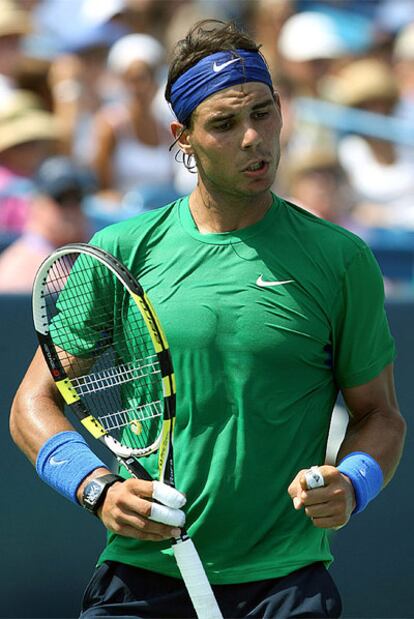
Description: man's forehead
xmin=195 ymin=82 xmax=273 ymax=117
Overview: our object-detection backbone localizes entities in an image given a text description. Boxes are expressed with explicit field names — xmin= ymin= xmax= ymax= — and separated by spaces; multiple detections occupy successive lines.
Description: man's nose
xmin=240 ymin=125 xmax=262 ymax=149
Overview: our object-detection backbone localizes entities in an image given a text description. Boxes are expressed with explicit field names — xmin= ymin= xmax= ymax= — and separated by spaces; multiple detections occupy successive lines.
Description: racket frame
xmin=32 ymin=242 xmax=223 ymax=619
xmin=32 ymin=243 xmax=175 ymax=482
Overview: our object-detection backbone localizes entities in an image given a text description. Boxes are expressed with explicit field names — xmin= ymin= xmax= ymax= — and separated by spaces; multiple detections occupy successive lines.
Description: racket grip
xmin=173 ymin=538 xmax=223 ymax=619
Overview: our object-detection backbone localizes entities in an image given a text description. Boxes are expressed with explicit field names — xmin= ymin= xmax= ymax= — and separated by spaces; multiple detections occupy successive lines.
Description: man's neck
xmin=189 ymin=185 xmax=273 ymax=234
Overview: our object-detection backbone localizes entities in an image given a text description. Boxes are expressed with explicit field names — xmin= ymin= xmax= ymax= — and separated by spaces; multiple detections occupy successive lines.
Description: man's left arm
xmin=288 ymin=363 xmax=406 ymax=528
xmin=337 ymin=362 xmax=405 ymax=484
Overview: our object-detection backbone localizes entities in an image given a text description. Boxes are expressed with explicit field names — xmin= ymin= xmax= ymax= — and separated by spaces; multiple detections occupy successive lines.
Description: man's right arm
xmin=10 ymin=347 xmax=75 ymax=463
xmin=9 ymin=346 xmax=184 ymax=541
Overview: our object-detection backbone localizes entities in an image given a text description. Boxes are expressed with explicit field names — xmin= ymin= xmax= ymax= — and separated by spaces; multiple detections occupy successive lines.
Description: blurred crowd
xmin=0 ymin=0 xmax=413 ymax=294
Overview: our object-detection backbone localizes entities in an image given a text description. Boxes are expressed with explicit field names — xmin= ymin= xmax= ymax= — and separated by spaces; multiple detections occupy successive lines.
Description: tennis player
xmin=10 ymin=20 xmax=406 ymax=619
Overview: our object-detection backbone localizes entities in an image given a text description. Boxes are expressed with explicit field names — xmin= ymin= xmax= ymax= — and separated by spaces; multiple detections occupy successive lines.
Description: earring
xmin=174 ymin=151 xmax=197 ymax=174
xmin=183 ymin=153 xmax=197 ymax=173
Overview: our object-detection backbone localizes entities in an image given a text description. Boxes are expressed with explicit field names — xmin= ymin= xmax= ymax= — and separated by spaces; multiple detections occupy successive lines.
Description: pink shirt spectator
xmin=0 ymin=166 xmax=32 ymax=232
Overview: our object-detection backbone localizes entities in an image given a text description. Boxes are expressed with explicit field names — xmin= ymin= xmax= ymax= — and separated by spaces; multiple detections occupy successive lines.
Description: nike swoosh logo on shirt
xmin=212 ymin=58 xmax=241 ymax=73
xmin=256 ymin=275 xmax=294 ymax=287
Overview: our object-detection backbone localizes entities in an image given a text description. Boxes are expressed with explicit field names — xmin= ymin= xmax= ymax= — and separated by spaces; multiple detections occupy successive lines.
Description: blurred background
xmin=0 ymin=0 xmax=414 ymax=294
xmin=0 ymin=0 xmax=413 ymax=617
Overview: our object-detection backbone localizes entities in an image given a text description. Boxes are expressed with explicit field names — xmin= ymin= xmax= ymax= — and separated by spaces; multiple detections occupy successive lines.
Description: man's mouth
xmin=243 ymin=160 xmax=270 ymax=176
xmin=244 ymin=159 xmax=269 ymax=172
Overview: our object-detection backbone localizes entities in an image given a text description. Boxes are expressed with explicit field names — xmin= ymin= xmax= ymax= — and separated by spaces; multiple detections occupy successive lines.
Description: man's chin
xmin=241 ymin=178 xmax=275 ymax=197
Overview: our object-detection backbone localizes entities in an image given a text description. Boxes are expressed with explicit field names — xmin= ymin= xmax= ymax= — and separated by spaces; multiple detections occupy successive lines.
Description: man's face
xmin=185 ymin=81 xmax=282 ymax=199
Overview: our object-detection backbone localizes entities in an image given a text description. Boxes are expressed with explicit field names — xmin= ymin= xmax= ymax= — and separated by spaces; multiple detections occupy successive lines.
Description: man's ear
xmin=170 ymin=121 xmax=193 ymax=155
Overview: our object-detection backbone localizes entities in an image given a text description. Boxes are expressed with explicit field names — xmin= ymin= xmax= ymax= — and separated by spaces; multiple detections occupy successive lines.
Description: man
xmin=10 ymin=20 xmax=405 ymax=619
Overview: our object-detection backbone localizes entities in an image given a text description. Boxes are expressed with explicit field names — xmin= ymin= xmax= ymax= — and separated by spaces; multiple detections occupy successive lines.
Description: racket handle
xmin=173 ymin=537 xmax=223 ymax=619
xmin=120 ymin=455 xmax=222 ymax=617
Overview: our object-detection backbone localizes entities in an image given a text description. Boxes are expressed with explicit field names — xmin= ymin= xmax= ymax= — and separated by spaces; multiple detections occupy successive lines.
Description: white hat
xmin=81 ymin=0 xmax=125 ymax=26
xmin=394 ymin=22 xmax=414 ymax=60
xmin=278 ymin=11 xmax=346 ymax=62
xmin=107 ymin=33 xmax=164 ymax=74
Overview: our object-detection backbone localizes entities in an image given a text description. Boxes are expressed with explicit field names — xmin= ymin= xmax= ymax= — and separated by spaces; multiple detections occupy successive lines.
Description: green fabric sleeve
xmin=332 ymin=245 xmax=396 ymax=388
xmin=49 ymin=251 xmax=115 ymax=358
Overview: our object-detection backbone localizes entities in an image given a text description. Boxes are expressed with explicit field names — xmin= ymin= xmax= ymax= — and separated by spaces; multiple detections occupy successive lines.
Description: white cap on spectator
xmin=278 ymin=11 xmax=347 ymax=61
xmin=394 ymin=22 xmax=414 ymax=60
xmin=108 ymin=33 xmax=164 ymax=74
xmin=81 ymin=0 xmax=126 ymax=26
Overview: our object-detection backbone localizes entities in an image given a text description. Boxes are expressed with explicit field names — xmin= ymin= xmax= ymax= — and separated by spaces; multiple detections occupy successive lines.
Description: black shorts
xmin=79 ymin=560 xmax=342 ymax=619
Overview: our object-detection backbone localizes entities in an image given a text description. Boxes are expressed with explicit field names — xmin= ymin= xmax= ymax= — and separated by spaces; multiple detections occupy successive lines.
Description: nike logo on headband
xmin=212 ymin=57 xmax=241 ymax=73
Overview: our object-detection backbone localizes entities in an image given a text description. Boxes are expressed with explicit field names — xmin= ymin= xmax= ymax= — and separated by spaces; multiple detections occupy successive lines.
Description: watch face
xmin=84 ymin=480 xmax=103 ymax=506
xmin=82 ymin=475 xmax=121 ymax=512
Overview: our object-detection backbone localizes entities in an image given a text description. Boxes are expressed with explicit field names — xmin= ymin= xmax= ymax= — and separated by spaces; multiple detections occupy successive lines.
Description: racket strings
xmin=70 ymin=356 xmax=161 ymax=395
xmin=98 ymin=400 xmax=163 ymax=432
xmin=43 ymin=252 xmax=165 ymax=453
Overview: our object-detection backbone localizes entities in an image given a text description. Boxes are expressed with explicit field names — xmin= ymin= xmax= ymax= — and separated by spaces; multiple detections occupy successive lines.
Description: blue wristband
xmin=337 ymin=451 xmax=383 ymax=515
xmin=36 ymin=431 xmax=106 ymax=504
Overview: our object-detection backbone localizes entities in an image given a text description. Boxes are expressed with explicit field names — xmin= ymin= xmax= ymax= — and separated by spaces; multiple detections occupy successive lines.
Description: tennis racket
xmin=32 ymin=242 xmax=223 ymax=619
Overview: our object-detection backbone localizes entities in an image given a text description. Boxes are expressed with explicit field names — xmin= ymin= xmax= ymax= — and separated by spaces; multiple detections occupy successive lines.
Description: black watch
xmin=82 ymin=473 xmax=123 ymax=515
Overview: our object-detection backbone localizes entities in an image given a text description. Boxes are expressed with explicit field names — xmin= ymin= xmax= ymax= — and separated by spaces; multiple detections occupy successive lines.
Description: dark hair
xmin=165 ymin=20 xmax=260 ymax=108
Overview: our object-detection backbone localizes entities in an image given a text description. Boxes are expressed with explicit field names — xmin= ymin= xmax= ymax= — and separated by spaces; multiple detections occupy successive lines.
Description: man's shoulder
xmin=90 ymin=199 xmax=182 ymax=249
xmin=280 ymin=197 xmax=368 ymax=255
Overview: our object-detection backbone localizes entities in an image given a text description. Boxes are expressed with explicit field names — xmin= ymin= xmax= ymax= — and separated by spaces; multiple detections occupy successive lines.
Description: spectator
xmin=375 ymin=0 xmax=414 ymax=51
xmin=0 ymin=90 xmax=59 ymax=233
xmin=392 ymin=22 xmax=414 ymax=166
xmin=91 ymin=33 xmax=174 ymax=203
xmin=0 ymin=156 xmax=94 ymax=292
xmin=276 ymin=11 xmax=350 ymax=158
xmin=82 ymin=0 xmax=182 ymax=42
xmin=0 ymin=0 xmax=31 ymax=97
xmin=277 ymin=11 xmax=349 ymax=97
xmin=283 ymin=147 xmax=354 ymax=226
xmin=249 ymin=0 xmax=294 ymax=79
xmin=49 ymin=21 xmax=128 ymax=164
xmin=330 ymin=58 xmax=414 ymax=229
xmin=122 ymin=0 xmax=187 ymax=42
xmin=393 ymin=22 xmax=414 ymax=129
xmin=80 ymin=0 xmax=127 ymax=30
xmin=14 ymin=54 xmax=54 ymax=112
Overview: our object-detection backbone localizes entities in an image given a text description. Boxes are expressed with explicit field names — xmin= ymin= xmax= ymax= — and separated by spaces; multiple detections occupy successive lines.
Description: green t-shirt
xmin=84 ymin=194 xmax=394 ymax=584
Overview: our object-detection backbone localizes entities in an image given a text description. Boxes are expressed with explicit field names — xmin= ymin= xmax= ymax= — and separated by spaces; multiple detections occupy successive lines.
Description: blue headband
xmin=170 ymin=49 xmax=273 ymax=124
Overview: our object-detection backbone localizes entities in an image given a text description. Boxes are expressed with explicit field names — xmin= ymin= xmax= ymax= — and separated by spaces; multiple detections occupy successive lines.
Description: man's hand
xmin=288 ymin=465 xmax=356 ymax=529
xmin=98 ymin=477 xmax=186 ymax=542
